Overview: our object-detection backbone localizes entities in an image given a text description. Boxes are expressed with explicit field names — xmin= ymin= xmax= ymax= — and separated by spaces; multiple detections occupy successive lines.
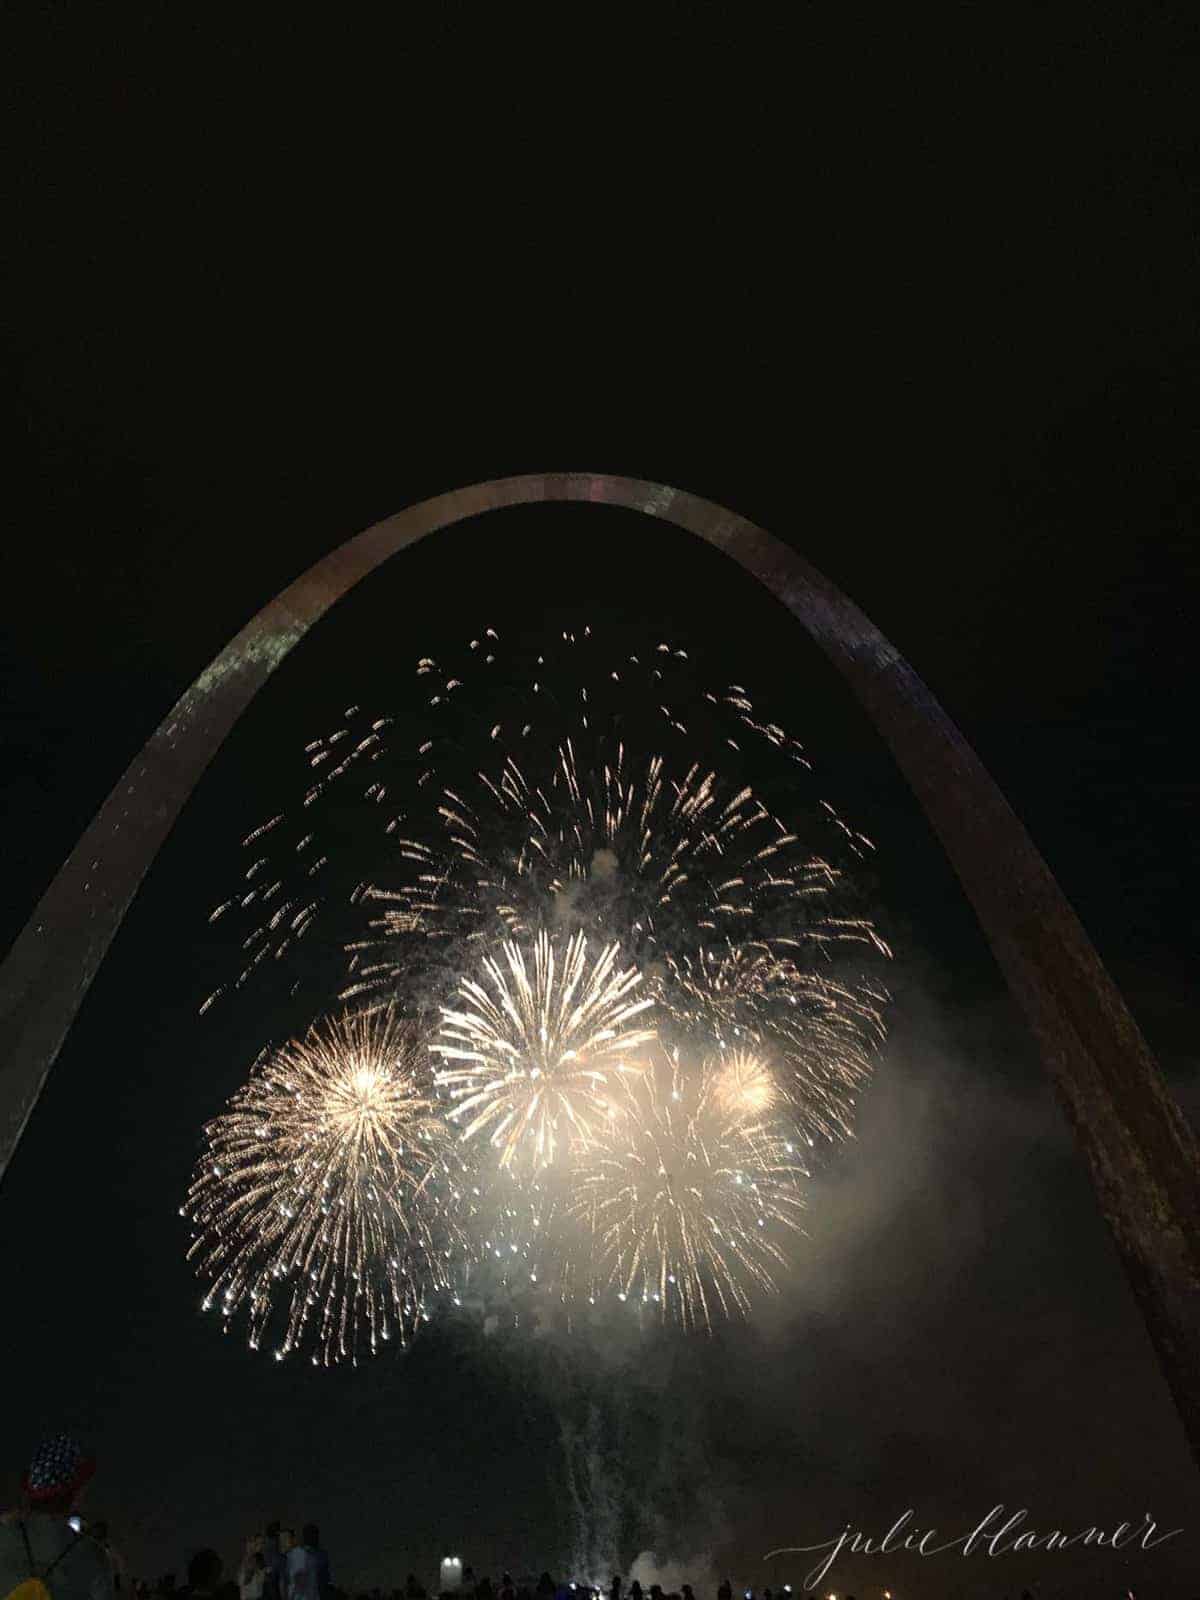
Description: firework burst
xmin=364 ymin=739 xmax=888 ymax=1143
xmin=655 ymin=944 xmax=888 ymax=1144
xmin=184 ymin=1008 xmax=461 ymax=1365
xmin=195 ymin=627 xmax=891 ymax=1347
xmin=566 ymin=1046 xmax=806 ymax=1330
xmin=204 ymin=629 xmax=883 ymax=1024
xmin=433 ymin=930 xmax=656 ymax=1170
xmin=710 ymin=1048 xmax=779 ymax=1119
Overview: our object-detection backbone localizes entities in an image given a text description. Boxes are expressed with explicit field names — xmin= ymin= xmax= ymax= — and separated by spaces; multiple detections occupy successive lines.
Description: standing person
xmin=0 ymin=1435 xmax=112 ymax=1600
xmin=238 ymin=1549 xmax=266 ymax=1600
xmin=283 ymin=1527 xmax=329 ymax=1600
xmin=89 ymin=1525 xmax=127 ymax=1597
xmin=260 ymin=1527 xmax=285 ymax=1600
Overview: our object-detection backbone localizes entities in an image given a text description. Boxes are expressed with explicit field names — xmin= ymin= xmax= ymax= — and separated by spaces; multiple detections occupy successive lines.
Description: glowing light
xmin=434 ymin=930 xmax=655 ymax=1170
xmin=199 ymin=628 xmax=891 ymax=1341
xmin=711 ymin=1048 xmax=778 ymax=1119
xmin=658 ymin=945 xmax=886 ymax=1145
xmin=184 ymin=1008 xmax=460 ymax=1366
xmin=565 ymin=1046 xmax=805 ymax=1329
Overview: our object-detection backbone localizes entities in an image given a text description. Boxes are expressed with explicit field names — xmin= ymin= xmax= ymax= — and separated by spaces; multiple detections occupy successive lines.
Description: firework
xmin=367 ymin=738 xmax=876 ymax=961
xmin=206 ymin=629 xmax=883 ymax=1025
xmin=365 ymin=739 xmax=887 ymax=1144
xmin=446 ymin=1158 xmax=586 ymax=1327
xmin=195 ymin=628 xmax=890 ymax=1348
xmin=184 ymin=1008 xmax=461 ymax=1365
xmin=433 ymin=930 xmax=656 ymax=1170
xmin=710 ymin=1048 xmax=778 ymax=1119
xmin=656 ymin=945 xmax=888 ymax=1144
xmin=375 ymin=631 xmax=880 ymax=970
xmin=567 ymin=1046 xmax=806 ymax=1330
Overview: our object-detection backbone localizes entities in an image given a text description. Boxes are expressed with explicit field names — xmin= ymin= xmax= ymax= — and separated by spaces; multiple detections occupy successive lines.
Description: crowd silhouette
xmin=5 ymin=1433 xmax=1136 ymax=1600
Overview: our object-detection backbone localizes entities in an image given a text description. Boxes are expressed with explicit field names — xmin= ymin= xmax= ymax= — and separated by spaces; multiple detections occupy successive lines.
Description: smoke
xmin=551 ymin=847 xmax=623 ymax=933
xmin=628 ymin=1551 xmax=720 ymax=1594
xmin=506 ymin=1304 xmax=736 ymax=1584
xmin=378 ymin=962 xmax=1199 ymax=1593
xmin=590 ymin=848 xmax=619 ymax=881
xmin=560 ymin=1400 xmax=622 ymax=1582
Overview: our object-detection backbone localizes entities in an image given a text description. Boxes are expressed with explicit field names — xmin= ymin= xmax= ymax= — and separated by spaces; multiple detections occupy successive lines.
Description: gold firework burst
xmin=711 ymin=1048 xmax=779 ymax=1119
xmin=433 ymin=930 xmax=656 ymax=1170
xmin=184 ymin=1008 xmax=460 ymax=1366
xmin=568 ymin=1046 xmax=806 ymax=1329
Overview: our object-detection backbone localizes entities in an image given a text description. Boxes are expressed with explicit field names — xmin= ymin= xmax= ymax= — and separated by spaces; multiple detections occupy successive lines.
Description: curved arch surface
xmin=2 ymin=472 xmax=1198 ymax=1458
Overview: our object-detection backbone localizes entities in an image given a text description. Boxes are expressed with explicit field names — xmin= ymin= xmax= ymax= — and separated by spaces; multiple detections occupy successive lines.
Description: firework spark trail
xmin=366 ymin=740 xmax=881 ymax=963
xmin=194 ymin=627 xmax=891 ymax=1343
xmin=710 ymin=1048 xmax=778 ymax=1118
xmin=184 ymin=1009 xmax=463 ymax=1366
xmin=656 ymin=945 xmax=889 ymax=1144
xmin=433 ymin=930 xmax=657 ymax=1170
xmin=359 ymin=636 xmax=888 ymax=1143
xmin=366 ymin=738 xmax=889 ymax=1142
xmin=203 ymin=628 xmax=883 ymax=1017
xmin=453 ymin=1162 xmax=566 ymax=1302
xmin=561 ymin=1398 xmax=622 ymax=1584
xmin=566 ymin=1047 xmax=807 ymax=1331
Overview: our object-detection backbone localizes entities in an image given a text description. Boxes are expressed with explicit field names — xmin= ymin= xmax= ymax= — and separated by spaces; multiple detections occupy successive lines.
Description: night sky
xmin=4 ymin=15 xmax=1200 ymax=1598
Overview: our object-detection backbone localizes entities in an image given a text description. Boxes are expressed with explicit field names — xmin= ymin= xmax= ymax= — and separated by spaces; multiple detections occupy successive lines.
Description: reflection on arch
xmin=2 ymin=473 xmax=1197 ymax=1458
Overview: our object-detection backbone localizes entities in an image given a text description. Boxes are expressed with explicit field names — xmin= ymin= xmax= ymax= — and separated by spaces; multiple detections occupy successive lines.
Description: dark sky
xmin=4 ymin=14 xmax=1200 ymax=1599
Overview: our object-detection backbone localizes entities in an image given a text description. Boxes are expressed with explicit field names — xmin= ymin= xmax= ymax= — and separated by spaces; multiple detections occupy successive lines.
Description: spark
xmin=433 ymin=930 xmax=656 ymax=1170
xmin=196 ymin=628 xmax=890 ymax=1344
xmin=657 ymin=945 xmax=888 ymax=1143
xmin=711 ymin=1048 xmax=778 ymax=1119
xmin=370 ymin=743 xmax=848 ymax=964
xmin=184 ymin=1008 xmax=461 ymax=1366
xmin=208 ymin=629 xmax=884 ymax=1038
xmin=367 ymin=738 xmax=887 ymax=1141
xmin=566 ymin=1046 xmax=805 ymax=1330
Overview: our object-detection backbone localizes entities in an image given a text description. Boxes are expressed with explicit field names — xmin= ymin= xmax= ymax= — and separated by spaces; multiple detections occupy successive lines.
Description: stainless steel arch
xmin=3 ymin=472 xmax=1198 ymax=1460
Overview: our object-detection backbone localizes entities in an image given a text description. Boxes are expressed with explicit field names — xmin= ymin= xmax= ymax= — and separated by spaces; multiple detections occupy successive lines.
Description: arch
xmin=2 ymin=472 xmax=1197 ymax=1459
